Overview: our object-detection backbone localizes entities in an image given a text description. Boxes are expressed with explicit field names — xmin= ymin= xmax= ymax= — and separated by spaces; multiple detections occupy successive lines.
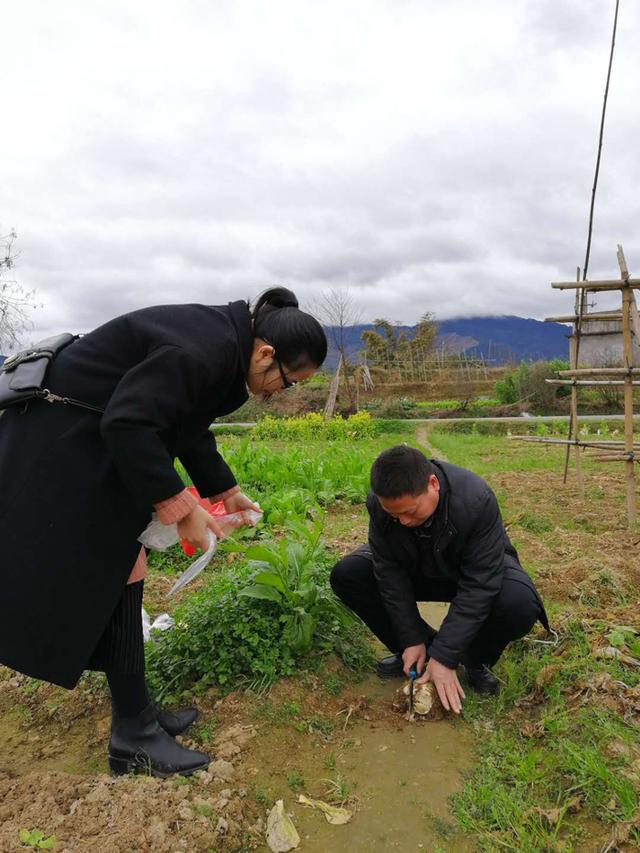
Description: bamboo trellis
xmin=510 ymin=245 xmax=639 ymax=529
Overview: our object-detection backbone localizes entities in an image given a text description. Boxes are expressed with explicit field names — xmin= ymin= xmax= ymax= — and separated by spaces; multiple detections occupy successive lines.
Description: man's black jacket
xmin=366 ymin=459 xmax=543 ymax=669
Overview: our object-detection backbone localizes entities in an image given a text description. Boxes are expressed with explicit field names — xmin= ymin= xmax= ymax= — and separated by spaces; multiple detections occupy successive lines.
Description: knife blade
xmin=409 ymin=665 xmax=417 ymax=716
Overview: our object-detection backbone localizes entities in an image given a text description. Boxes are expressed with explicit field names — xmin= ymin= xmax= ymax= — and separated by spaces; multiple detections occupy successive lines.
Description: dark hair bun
xmin=252 ymin=287 xmax=298 ymax=317
xmin=251 ymin=285 xmax=327 ymax=370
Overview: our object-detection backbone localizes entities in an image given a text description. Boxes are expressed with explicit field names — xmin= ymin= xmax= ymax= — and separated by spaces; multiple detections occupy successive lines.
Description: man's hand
xmin=417 ymin=658 xmax=465 ymax=715
xmin=402 ymin=643 xmax=427 ymax=678
xmin=177 ymin=505 xmax=224 ymax=553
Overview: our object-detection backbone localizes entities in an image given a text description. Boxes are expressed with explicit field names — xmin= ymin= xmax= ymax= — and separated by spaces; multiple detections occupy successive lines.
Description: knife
xmin=409 ymin=665 xmax=417 ymax=716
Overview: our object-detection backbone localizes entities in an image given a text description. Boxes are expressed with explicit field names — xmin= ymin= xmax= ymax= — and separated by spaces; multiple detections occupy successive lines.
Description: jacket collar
xmin=429 ymin=460 xmax=458 ymax=547
xmin=228 ymin=300 xmax=253 ymax=377
xmin=431 ymin=460 xmax=450 ymax=521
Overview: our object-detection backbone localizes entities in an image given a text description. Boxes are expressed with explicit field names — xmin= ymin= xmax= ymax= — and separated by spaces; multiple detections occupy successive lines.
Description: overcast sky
xmin=2 ymin=0 xmax=639 ymax=342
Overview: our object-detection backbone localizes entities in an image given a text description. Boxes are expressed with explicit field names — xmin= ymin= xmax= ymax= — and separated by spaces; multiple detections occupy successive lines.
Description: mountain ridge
xmin=324 ymin=315 xmax=570 ymax=369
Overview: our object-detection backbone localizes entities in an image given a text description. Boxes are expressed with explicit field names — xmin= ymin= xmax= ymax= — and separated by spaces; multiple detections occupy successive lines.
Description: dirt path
xmin=415 ymin=424 xmax=448 ymax=461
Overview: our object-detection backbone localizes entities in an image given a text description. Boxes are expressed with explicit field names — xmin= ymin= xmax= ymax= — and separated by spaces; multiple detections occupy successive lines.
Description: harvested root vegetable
xmin=392 ymin=680 xmax=447 ymax=721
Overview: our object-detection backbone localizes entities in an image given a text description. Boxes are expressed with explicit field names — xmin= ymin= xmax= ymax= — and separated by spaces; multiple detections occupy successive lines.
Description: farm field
xmin=1 ymin=419 xmax=639 ymax=852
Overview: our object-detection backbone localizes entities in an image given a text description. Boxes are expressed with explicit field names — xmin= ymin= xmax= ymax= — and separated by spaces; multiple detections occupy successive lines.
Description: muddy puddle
xmin=246 ymin=602 xmax=474 ymax=852
xmin=247 ymin=673 xmax=473 ymax=852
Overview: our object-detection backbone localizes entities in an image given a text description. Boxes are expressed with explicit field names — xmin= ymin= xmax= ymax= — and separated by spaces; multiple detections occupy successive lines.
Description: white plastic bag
xmin=138 ymin=509 xmax=262 ymax=551
xmin=222 ymin=509 xmax=263 ymax=529
xmin=138 ymin=514 xmax=180 ymax=550
xmin=137 ymin=505 xmax=263 ymax=599
xmin=141 ymin=607 xmax=175 ymax=642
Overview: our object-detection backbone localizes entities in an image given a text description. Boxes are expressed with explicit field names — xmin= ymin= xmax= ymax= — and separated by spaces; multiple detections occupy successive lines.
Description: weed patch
xmin=146 ymin=521 xmax=374 ymax=701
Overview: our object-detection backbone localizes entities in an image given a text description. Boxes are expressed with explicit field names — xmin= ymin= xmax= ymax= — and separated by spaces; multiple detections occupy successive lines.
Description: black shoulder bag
xmin=0 ymin=334 xmax=104 ymax=414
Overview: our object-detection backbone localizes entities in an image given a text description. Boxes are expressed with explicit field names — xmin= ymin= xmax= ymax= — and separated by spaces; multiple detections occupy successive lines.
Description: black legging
xmin=330 ymin=547 xmax=544 ymax=667
xmin=88 ymin=580 xmax=149 ymax=717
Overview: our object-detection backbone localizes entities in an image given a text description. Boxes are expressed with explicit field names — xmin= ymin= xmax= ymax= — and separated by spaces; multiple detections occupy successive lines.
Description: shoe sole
xmin=108 ymin=754 xmax=210 ymax=779
xmin=375 ymin=669 xmax=405 ymax=679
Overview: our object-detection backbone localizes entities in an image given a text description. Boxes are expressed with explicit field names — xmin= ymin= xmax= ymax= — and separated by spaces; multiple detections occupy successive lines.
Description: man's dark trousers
xmin=330 ymin=545 xmax=543 ymax=667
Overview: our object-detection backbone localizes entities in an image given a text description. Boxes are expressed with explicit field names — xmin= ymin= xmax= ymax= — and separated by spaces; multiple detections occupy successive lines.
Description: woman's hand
xmin=223 ymin=490 xmax=261 ymax=524
xmin=177 ymin=505 xmax=224 ymax=553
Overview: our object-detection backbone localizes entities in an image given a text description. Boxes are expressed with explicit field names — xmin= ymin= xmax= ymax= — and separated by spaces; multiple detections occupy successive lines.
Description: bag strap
xmin=36 ymin=388 xmax=105 ymax=415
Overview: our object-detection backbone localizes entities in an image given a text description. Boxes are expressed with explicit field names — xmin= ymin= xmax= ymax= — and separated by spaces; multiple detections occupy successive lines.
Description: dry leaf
xmin=297 ymin=794 xmax=352 ymax=825
xmin=520 ymin=720 xmax=545 ymax=739
xmin=532 ymin=806 xmax=563 ymax=827
xmin=535 ymin=665 xmax=561 ymax=687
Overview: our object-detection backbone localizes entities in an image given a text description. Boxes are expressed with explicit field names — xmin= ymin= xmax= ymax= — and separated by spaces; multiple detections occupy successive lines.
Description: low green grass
xmin=425 ymin=425 xmax=640 ymax=848
xmin=453 ymin=624 xmax=640 ymax=851
xmin=427 ymin=428 xmax=639 ymax=479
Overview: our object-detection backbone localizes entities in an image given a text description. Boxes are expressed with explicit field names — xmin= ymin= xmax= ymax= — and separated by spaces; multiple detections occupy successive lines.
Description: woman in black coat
xmin=0 ymin=287 xmax=327 ymax=777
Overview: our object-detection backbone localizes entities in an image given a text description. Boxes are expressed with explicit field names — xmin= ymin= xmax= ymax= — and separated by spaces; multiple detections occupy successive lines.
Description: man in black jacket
xmin=330 ymin=446 xmax=548 ymax=713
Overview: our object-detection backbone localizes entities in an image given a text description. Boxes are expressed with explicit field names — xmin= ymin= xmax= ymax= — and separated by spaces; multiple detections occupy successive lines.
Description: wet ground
xmin=0 ymin=605 xmax=474 ymax=852
xmin=249 ymin=675 xmax=473 ymax=853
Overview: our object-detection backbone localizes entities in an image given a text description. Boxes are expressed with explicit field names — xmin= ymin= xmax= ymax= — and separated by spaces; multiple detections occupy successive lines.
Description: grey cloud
xmin=2 ymin=0 xmax=640 ymax=345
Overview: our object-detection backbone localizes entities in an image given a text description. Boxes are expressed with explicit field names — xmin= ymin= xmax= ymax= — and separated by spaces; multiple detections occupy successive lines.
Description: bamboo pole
xmin=617 ymin=245 xmax=637 ymax=527
xmin=546 ymin=379 xmax=640 ymax=386
xmin=570 ymin=330 xmax=625 ymax=338
xmin=629 ymin=292 xmax=640 ymax=343
xmin=567 ymin=270 xmax=584 ymax=494
xmin=582 ymin=0 xmax=620 ymax=282
xmin=545 ymin=312 xmax=622 ymax=323
xmin=589 ymin=455 xmax=638 ymax=463
xmin=551 ymin=279 xmax=640 ymax=291
xmin=558 ymin=367 xmax=640 ymax=377
xmin=508 ymin=436 xmax=640 ymax=450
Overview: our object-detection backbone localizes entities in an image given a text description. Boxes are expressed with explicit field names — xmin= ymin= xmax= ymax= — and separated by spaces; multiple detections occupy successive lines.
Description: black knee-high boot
xmin=92 ymin=582 xmax=209 ymax=776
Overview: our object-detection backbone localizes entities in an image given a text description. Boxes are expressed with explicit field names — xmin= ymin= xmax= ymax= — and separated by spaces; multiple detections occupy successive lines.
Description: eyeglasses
xmin=261 ymin=337 xmax=298 ymax=389
xmin=276 ymin=358 xmax=297 ymax=389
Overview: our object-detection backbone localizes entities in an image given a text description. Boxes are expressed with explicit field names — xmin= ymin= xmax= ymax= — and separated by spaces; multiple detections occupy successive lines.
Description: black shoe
xmin=156 ymin=706 xmax=199 ymax=737
xmin=112 ymin=702 xmax=199 ymax=737
xmin=108 ymin=703 xmax=210 ymax=778
xmin=376 ymin=653 xmax=405 ymax=678
xmin=465 ymin=664 xmax=499 ymax=696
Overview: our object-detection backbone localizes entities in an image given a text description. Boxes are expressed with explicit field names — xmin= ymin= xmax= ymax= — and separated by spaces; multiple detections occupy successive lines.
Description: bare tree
xmin=0 ymin=231 xmax=37 ymax=353
xmin=314 ymin=288 xmax=362 ymax=411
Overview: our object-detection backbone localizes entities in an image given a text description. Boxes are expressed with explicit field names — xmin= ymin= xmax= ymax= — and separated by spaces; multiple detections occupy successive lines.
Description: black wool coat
xmin=367 ymin=460 xmax=547 ymax=669
xmin=0 ymin=300 xmax=253 ymax=688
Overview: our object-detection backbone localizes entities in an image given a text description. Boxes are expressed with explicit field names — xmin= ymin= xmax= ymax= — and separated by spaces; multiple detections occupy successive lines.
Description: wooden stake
xmin=617 ymin=245 xmax=637 ymax=528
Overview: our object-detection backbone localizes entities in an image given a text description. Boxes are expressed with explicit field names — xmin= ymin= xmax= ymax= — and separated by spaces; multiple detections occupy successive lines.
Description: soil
xmin=2 ymin=432 xmax=639 ymax=851
xmin=490 ymin=467 xmax=640 ymax=603
xmin=0 ymin=658 xmax=472 ymax=852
